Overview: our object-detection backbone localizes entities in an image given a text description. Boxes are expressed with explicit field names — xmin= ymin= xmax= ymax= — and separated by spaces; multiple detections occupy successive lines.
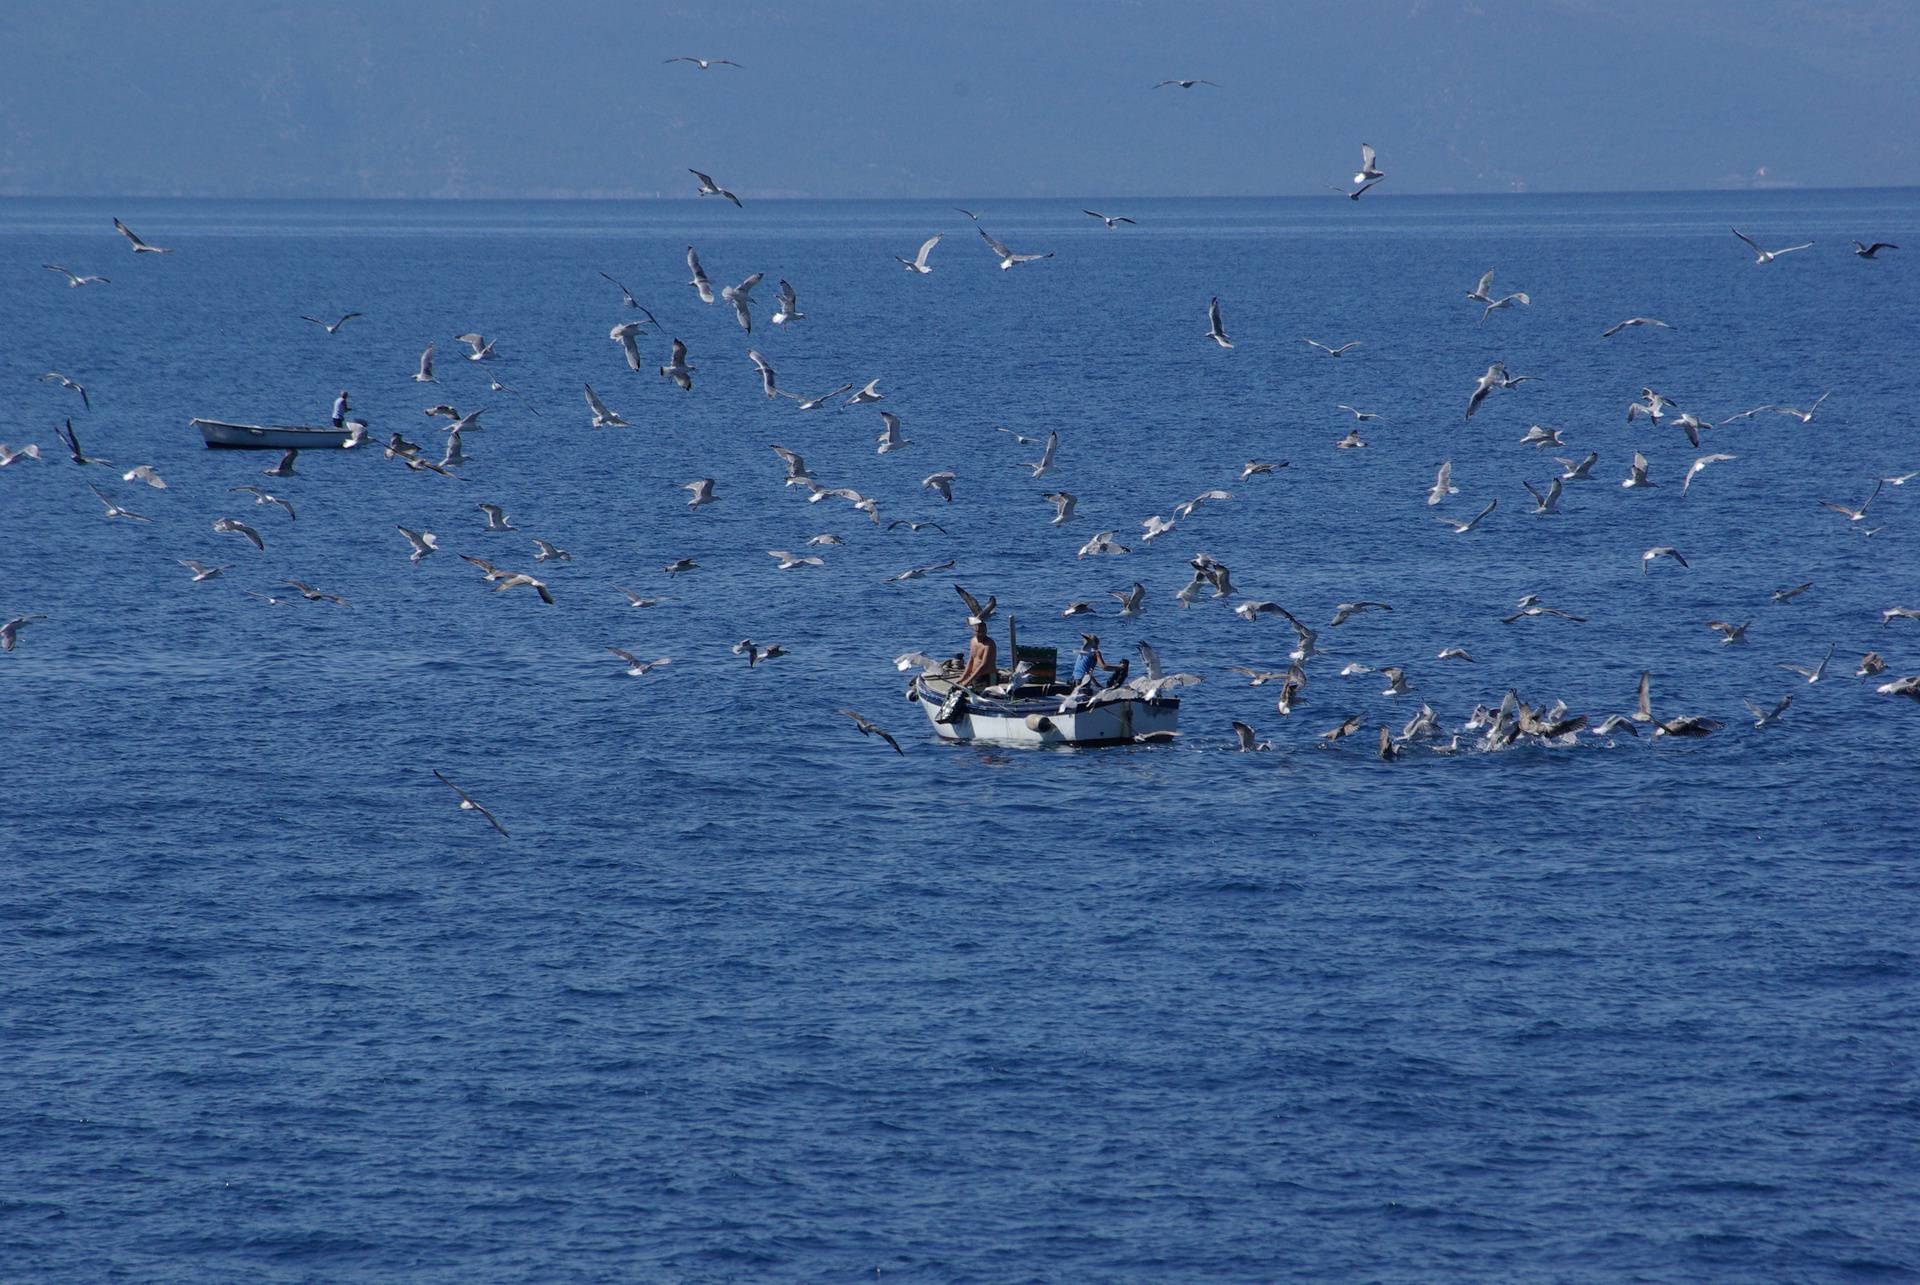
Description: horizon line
xmin=4 ymin=183 xmax=1919 ymax=205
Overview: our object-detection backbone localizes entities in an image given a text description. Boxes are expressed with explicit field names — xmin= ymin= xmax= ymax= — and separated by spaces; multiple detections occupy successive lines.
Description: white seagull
xmin=897 ymin=235 xmax=941 ymax=274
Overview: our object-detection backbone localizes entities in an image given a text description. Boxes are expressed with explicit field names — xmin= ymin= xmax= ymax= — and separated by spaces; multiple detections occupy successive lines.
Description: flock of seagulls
xmin=9 ymin=91 xmax=1917 ymax=839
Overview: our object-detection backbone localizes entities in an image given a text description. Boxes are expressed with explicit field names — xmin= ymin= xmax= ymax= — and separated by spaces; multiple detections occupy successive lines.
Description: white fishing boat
xmin=913 ymin=673 xmax=1181 ymax=747
xmin=194 ymin=419 xmax=354 ymax=450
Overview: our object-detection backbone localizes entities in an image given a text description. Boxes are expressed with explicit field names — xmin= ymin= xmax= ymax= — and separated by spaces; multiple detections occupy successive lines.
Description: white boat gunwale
xmin=194 ymin=418 xmax=354 ymax=450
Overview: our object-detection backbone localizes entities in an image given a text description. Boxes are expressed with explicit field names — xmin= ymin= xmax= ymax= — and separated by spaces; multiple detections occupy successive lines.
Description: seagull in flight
xmin=213 ymin=517 xmax=264 ymax=550
xmin=1 ymin=615 xmax=49 ymax=652
xmin=1682 ymin=453 xmax=1736 ymax=498
xmin=748 ymin=348 xmax=782 ymax=399
xmin=177 ymin=560 xmax=230 ymax=582
xmin=1622 ymin=451 xmax=1657 ymax=489
xmin=55 ymin=420 xmax=109 ymax=465
xmin=113 ymin=217 xmax=172 ymax=253
xmin=686 ymin=246 xmax=715 ymax=302
xmin=665 ymin=55 xmax=741 ymax=68
xmin=1602 ymin=317 xmax=1673 ymax=338
xmin=897 ymin=234 xmax=941 ymax=273
xmin=1436 ymin=499 xmax=1497 ymax=533
xmin=1819 ymin=479 xmax=1881 ymax=523
xmin=413 ymin=343 xmax=436 ymax=382
xmin=770 ymin=279 xmax=803 ymax=325
xmin=87 ymin=483 xmax=152 ymax=522
xmin=1465 ymin=362 xmax=1508 ymax=420
xmin=1427 ymin=460 xmax=1458 ymax=506
xmin=1731 ymin=227 xmax=1813 ymax=264
xmin=611 ymin=320 xmax=648 ymax=371
xmin=607 ymin=648 xmax=672 ymax=677
xmin=1851 ymin=240 xmax=1900 ymax=258
xmin=1301 ymin=338 xmax=1362 ymax=356
xmin=1154 ymin=78 xmax=1219 ymax=89
xmin=228 ymin=484 xmax=295 ymax=519
xmin=690 ymin=169 xmax=742 ymax=206
xmin=1025 ymin=431 xmax=1058 ymax=477
xmin=847 ymin=378 xmax=885 ymax=406
xmin=1083 ymin=210 xmax=1136 ymax=228
xmin=301 ymin=311 xmax=362 ymax=334
xmin=1523 ymin=478 xmax=1564 ymax=514
xmin=1744 ymin=695 xmax=1793 ymax=729
xmin=0 ymin=443 xmax=42 ymax=467
xmin=1354 ymin=143 xmax=1384 ymax=184
xmin=1042 ymin=491 xmax=1077 ymax=526
xmin=44 ymin=264 xmax=109 ymax=287
xmin=454 ymin=332 xmax=496 ymax=361
xmin=397 ymin=526 xmax=439 ymax=562
xmin=1205 ymin=296 xmax=1232 ymax=348
xmin=721 ymin=271 xmax=761 ymax=332
xmin=660 ymin=339 xmax=695 ymax=391
xmin=599 ymin=272 xmax=656 ymax=317
xmin=768 ymin=550 xmax=824 ymax=571
xmin=783 ymin=382 xmax=853 ymax=411
xmin=1641 ymin=546 xmax=1689 ymax=574
xmin=1337 ymin=404 xmax=1386 ymax=422
xmin=1480 ymin=291 xmax=1531 ymax=323
xmin=478 ymin=502 xmax=516 ymax=531
xmin=40 ymin=371 xmax=91 ymax=410
xmin=433 ymin=769 xmax=508 ymax=837
xmin=1705 ymin=620 xmax=1751 ymax=645
xmin=1779 ymin=642 xmax=1835 ymax=684
xmin=584 ymin=384 xmax=626 ymax=427
xmin=682 ymin=478 xmax=719 ymax=509
xmin=836 ymin=711 xmax=904 ymax=754
xmin=1771 ymin=582 xmax=1814 ymax=604
xmin=1331 ymin=179 xmax=1383 ymax=200
xmin=978 ymin=227 xmax=1053 ymax=269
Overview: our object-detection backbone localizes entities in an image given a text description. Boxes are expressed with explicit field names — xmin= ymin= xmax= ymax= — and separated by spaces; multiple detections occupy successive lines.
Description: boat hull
xmin=195 ymin=419 xmax=353 ymax=450
xmin=915 ymin=676 xmax=1178 ymax=747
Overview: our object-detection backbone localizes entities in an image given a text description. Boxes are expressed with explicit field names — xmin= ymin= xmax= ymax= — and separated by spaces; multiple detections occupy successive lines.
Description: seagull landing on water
xmin=1205 ymin=296 xmax=1232 ymax=348
xmin=978 ymin=228 xmax=1053 ymax=270
xmin=1732 ymin=227 xmax=1813 ymax=264
xmin=690 ymin=169 xmax=742 ymax=207
xmin=1083 ymin=210 xmax=1136 ymax=228
xmin=113 ymin=218 xmax=172 ymax=253
xmin=896 ymin=235 xmax=941 ymax=274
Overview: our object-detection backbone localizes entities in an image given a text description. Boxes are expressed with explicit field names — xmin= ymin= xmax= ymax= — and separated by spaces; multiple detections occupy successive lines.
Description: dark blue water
xmin=4 ymin=191 xmax=1919 ymax=1280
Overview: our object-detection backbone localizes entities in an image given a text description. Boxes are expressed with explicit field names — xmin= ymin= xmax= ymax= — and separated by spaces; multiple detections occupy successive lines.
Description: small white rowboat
xmin=195 ymin=419 xmax=354 ymax=450
xmin=914 ymin=674 xmax=1179 ymax=747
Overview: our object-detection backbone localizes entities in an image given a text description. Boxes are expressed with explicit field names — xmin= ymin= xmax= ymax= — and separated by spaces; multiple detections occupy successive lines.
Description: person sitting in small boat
xmin=1072 ymin=634 xmax=1129 ymax=688
xmin=331 ymin=390 xmax=351 ymax=428
xmin=952 ymin=616 xmax=998 ymax=690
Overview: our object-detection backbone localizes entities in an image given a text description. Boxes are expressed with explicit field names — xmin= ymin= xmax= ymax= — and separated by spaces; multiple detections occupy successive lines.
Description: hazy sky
xmin=3 ymin=1 xmax=1915 ymax=199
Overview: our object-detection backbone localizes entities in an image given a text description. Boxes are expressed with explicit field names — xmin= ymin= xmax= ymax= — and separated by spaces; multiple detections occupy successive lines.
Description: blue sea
xmin=3 ymin=190 xmax=1918 ymax=1281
